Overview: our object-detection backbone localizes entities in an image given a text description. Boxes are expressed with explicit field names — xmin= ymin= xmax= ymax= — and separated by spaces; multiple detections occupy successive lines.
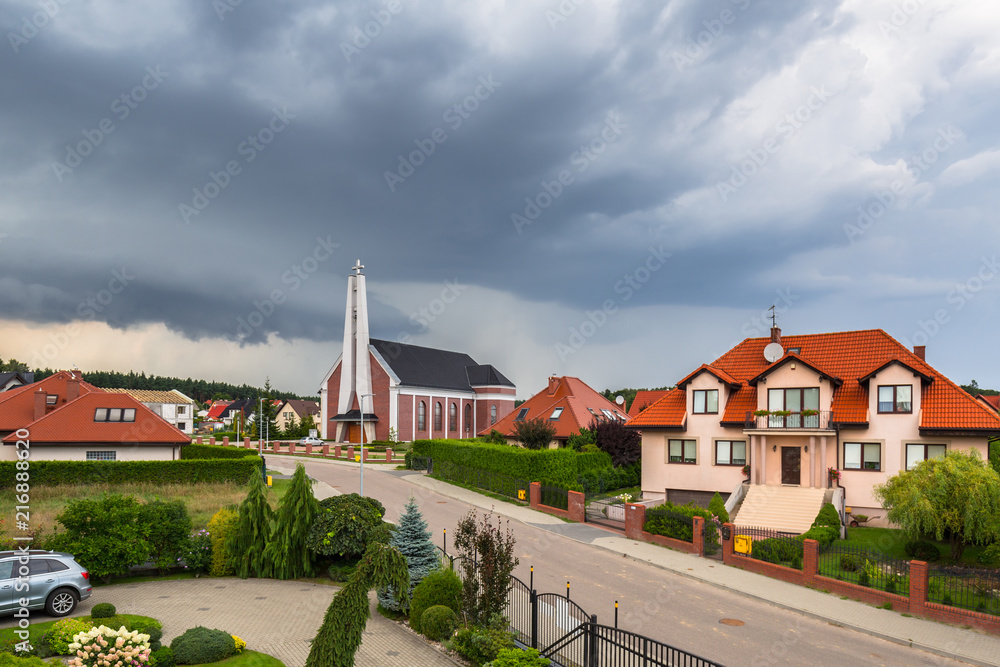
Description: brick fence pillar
xmin=272 ymin=441 xmax=279 ymax=453
xmin=529 ymin=481 xmax=541 ymax=509
xmin=625 ymin=503 xmax=646 ymax=540
xmin=386 ymin=448 xmax=393 ymax=463
xmin=347 ymin=445 xmax=355 ymax=461
xmin=244 ymin=437 xmax=251 ymax=449
xmin=362 ymin=448 xmax=369 ymax=462
xmin=910 ymin=560 xmax=929 ymax=614
xmin=222 ymin=436 xmax=229 ymax=446
xmin=803 ymin=539 xmax=819 ymax=585
xmin=722 ymin=522 xmax=735 ymax=564
xmin=568 ymin=491 xmax=585 ymax=523
xmin=322 ymin=444 xmax=330 ymax=457
xmin=196 ymin=436 xmax=203 ymax=445
xmin=306 ymin=442 xmax=312 ymax=455
xmin=209 ymin=437 xmax=215 ymax=446
xmin=287 ymin=442 xmax=295 ymax=454
xmin=335 ymin=444 xmax=342 ymax=458
xmin=692 ymin=516 xmax=705 ymax=557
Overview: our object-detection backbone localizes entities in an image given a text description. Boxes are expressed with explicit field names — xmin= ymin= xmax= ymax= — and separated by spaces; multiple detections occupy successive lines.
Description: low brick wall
xmin=528 ymin=483 xmax=584 ymax=521
xmin=623 ymin=503 xmax=703 ymax=556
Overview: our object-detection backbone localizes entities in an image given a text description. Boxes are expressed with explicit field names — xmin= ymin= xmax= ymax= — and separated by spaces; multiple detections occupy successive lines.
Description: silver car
xmin=0 ymin=550 xmax=93 ymax=617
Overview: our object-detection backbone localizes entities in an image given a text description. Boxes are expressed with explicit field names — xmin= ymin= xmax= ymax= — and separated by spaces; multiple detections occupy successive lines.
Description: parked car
xmin=0 ymin=550 xmax=92 ymax=617
xmin=299 ymin=436 xmax=323 ymax=446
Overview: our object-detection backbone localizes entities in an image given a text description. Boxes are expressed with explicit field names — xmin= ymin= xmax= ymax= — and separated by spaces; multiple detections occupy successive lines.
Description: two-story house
xmin=628 ymin=328 xmax=1000 ymax=532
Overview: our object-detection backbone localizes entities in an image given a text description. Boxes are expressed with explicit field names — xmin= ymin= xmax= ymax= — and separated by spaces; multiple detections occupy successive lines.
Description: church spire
xmin=335 ymin=259 xmax=373 ymax=442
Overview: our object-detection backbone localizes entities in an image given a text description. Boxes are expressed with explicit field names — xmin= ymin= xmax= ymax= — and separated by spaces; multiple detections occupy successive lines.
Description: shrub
xmin=228 ymin=471 xmax=275 ymax=578
xmin=800 ymin=526 xmax=838 ymax=547
xmin=480 ymin=430 xmax=508 ymax=445
xmin=644 ymin=502 xmax=713 ymax=542
xmin=132 ymin=621 xmax=163 ymax=651
xmin=577 ymin=462 xmax=640 ymax=495
xmin=90 ymin=603 xmax=116 ymax=618
xmin=708 ymin=492 xmax=729 ymax=524
xmin=150 ymin=647 xmax=175 ymax=667
xmin=486 ymin=648 xmax=550 ymax=667
xmin=812 ymin=503 xmax=841 ymax=529
xmin=0 ymin=655 xmax=64 ymax=666
xmin=170 ymin=627 xmax=236 ymax=665
xmin=232 ymin=636 xmax=246 ymax=654
xmin=143 ymin=499 xmax=192 ymax=572
xmin=593 ymin=419 xmax=641 ymax=467
xmin=307 ymin=494 xmax=390 ymax=559
xmin=454 ymin=510 xmax=518 ymax=626
xmin=420 ymin=605 xmax=457 ymax=641
xmin=57 ymin=495 xmax=152 ymax=583
xmin=408 ymin=567 xmax=462 ymax=633
xmin=566 ymin=427 xmax=595 ymax=452
xmin=450 ymin=615 xmax=514 ymax=666
xmin=0 ymin=458 xmax=260 ymax=489
xmin=264 ymin=463 xmax=320 ymax=579
xmin=46 ymin=618 xmax=93 ymax=655
xmin=512 ymin=418 xmax=556 ymax=450
xmin=327 ymin=558 xmax=360 ymax=582
xmin=66 ymin=626 xmax=150 ymax=666
xmin=207 ymin=507 xmax=239 ymax=576
xmin=181 ymin=529 xmax=212 ymax=574
xmin=97 ymin=615 xmax=132 ymax=632
xmin=180 ymin=444 xmax=259 ymax=460
xmin=579 ymin=443 xmax=601 ymax=453
xmin=839 ymin=553 xmax=863 ymax=572
xmin=752 ymin=538 xmax=803 ymax=565
xmin=378 ymin=497 xmax=441 ymax=612
xmin=904 ymin=539 xmax=941 ymax=562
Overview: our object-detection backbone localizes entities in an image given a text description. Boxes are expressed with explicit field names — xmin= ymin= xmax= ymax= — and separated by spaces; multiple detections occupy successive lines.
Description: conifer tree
xmin=228 ymin=471 xmax=275 ymax=578
xmin=306 ymin=541 xmax=409 ymax=667
xmin=264 ymin=463 xmax=319 ymax=579
xmin=377 ymin=497 xmax=441 ymax=612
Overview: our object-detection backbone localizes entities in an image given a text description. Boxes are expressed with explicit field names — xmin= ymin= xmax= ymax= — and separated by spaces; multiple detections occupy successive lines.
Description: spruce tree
xmin=228 ymin=471 xmax=275 ymax=578
xmin=377 ymin=497 xmax=441 ymax=612
xmin=264 ymin=463 xmax=319 ymax=579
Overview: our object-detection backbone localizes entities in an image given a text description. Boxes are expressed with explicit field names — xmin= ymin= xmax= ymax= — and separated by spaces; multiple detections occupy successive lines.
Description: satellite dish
xmin=763 ymin=342 xmax=784 ymax=363
xmin=615 ymin=395 xmax=625 ymax=405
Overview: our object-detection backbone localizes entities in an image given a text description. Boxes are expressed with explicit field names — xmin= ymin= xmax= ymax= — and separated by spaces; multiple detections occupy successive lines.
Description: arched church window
xmin=434 ymin=402 xmax=443 ymax=431
xmin=449 ymin=403 xmax=458 ymax=432
xmin=490 ymin=405 xmax=497 ymax=425
xmin=465 ymin=404 xmax=472 ymax=432
xmin=418 ymin=401 xmax=426 ymax=431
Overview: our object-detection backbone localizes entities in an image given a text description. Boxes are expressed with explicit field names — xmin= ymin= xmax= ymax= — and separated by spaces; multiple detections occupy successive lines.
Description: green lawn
xmin=0 ymin=614 xmax=158 ymax=645
xmin=189 ymin=650 xmax=285 ymax=667
xmin=840 ymin=527 xmax=988 ymax=566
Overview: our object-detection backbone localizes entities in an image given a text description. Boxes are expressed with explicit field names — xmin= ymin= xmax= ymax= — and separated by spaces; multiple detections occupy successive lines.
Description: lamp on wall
xmin=805 ymin=445 xmax=809 ymax=452
xmin=772 ymin=445 xmax=776 ymax=452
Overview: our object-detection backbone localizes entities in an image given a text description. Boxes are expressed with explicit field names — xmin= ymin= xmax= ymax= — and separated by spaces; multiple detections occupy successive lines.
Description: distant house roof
xmin=975 ymin=394 xmax=1000 ymax=412
xmin=484 ymin=376 xmax=628 ymax=441
xmin=627 ymin=390 xmax=672 ymax=418
xmin=0 ymin=372 xmax=33 ymax=391
xmin=0 ymin=371 xmax=101 ymax=432
xmin=628 ymin=329 xmax=1000 ymax=434
xmin=276 ymin=399 xmax=320 ymax=418
xmin=221 ymin=399 xmax=255 ymax=418
xmin=206 ymin=400 xmax=232 ymax=419
xmin=369 ymin=339 xmax=514 ymax=392
xmin=104 ymin=388 xmax=196 ymax=404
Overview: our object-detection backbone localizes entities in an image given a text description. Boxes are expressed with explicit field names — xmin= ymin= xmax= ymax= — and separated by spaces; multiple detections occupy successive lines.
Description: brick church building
xmin=319 ymin=261 xmax=516 ymax=443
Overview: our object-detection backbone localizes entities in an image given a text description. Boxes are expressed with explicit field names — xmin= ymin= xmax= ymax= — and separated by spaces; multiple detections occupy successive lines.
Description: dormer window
xmin=878 ymin=385 xmax=912 ymax=413
xmin=693 ymin=389 xmax=718 ymax=414
xmin=94 ymin=408 xmax=136 ymax=422
xmin=45 ymin=395 xmax=57 ymax=405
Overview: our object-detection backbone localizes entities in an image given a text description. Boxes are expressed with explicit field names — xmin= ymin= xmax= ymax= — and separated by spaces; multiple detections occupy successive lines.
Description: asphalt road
xmin=286 ymin=457 xmax=975 ymax=667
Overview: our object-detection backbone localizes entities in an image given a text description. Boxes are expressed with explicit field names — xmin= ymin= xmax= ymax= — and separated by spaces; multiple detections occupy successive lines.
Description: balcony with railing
xmin=744 ymin=410 xmax=833 ymax=430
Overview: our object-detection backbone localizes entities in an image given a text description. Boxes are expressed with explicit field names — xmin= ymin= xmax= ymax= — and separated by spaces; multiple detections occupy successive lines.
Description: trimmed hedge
xmin=180 ymin=444 xmax=259 ymax=460
xmin=411 ymin=439 xmax=612 ymax=485
xmin=0 ymin=457 xmax=262 ymax=489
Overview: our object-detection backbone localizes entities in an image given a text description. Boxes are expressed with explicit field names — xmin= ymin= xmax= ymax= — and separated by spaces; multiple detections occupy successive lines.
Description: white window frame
xmin=550 ymin=407 xmax=564 ymax=420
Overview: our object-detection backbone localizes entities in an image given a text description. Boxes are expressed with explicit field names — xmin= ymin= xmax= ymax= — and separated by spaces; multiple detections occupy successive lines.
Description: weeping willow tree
xmin=228 ymin=471 xmax=275 ymax=578
xmin=306 ymin=541 xmax=410 ymax=667
xmin=264 ymin=463 xmax=319 ymax=579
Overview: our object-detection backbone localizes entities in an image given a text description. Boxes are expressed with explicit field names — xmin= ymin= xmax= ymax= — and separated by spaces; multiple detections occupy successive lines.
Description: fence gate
xmin=584 ymin=497 xmax=627 ymax=530
xmin=703 ymin=520 xmax=727 ymax=561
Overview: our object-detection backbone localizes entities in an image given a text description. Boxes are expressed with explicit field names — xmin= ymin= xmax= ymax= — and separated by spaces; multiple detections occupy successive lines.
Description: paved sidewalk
xmin=268 ymin=455 xmax=1000 ymax=667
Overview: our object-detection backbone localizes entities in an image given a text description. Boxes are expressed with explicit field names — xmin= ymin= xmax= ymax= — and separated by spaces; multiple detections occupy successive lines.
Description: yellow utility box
xmin=734 ymin=534 xmax=752 ymax=555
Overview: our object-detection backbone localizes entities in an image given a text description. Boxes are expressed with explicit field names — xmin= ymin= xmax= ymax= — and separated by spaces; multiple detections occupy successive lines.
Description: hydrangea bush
xmin=68 ymin=625 xmax=152 ymax=667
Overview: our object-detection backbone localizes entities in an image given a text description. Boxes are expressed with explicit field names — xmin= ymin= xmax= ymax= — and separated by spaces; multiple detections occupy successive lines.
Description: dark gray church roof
xmin=370 ymin=339 xmax=514 ymax=392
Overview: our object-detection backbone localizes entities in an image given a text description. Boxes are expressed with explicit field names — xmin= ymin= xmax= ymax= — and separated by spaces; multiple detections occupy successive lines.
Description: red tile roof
xmin=976 ymin=395 xmax=1000 ymax=411
xmin=206 ymin=401 xmax=233 ymax=419
xmin=481 ymin=376 xmax=629 ymax=440
xmin=676 ymin=364 xmax=739 ymax=388
xmin=0 ymin=371 xmax=100 ymax=431
xmin=628 ymin=390 xmax=671 ymax=418
xmin=628 ymin=329 xmax=1000 ymax=433
xmin=2 ymin=391 xmax=189 ymax=445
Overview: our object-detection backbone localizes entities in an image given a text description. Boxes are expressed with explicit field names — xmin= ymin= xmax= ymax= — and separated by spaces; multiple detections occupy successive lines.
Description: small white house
xmin=105 ymin=389 xmax=197 ymax=435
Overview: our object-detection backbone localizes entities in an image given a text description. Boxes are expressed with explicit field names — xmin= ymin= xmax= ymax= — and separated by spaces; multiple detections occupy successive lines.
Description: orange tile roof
xmin=976 ymin=395 xmax=1000 ymax=411
xmin=481 ymin=376 xmax=629 ymax=440
xmin=676 ymin=364 xmax=739 ymax=388
xmin=628 ymin=329 xmax=1000 ymax=433
xmin=628 ymin=390 xmax=671 ymax=418
xmin=2 ymin=391 xmax=189 ymax=445
xmin=0 ymin=371 xmax=100 ymax=431
xmin=628 ymin=388 xmax=687 ymax=428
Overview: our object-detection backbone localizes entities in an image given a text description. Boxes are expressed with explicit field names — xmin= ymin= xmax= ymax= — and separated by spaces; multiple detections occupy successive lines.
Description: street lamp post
xmin=360 ymin=393 xmax=374 ymax=497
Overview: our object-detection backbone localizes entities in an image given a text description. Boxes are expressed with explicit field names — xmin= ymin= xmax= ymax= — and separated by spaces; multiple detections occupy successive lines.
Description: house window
xmin=178 ymin=406 xmax=187 ymax=415
xmin=767 ymin=387 xmax=820 ymax=426
xmin=465 ymin=404 xmax=472 ymax=432
xmin=693 ymin=389 xmax=719 ymax=414
xmin=550 ymin=407 xmax=564 ymax=420
xmin=715 ymin=440 xmax=746 ymax=466
xmin=94 ymin=408 xmax=136 ymax=422
xmin=86 ymin=451 xmax=116 ymax=461
xmin=515 ymin=407 xmax=529 ymax=421
xmin=449 ymin=403 xmax=458 ymax=432
xmin=434 ymin=402 xmax=443 ymax=431
xmin=283 ymin=411 xmax=293 ymax=420
xmin=668 ymin=439 xmax=697 ymax=464
xmin=177 ymin=422 xmax=187 ymax=431
xmin=46 ymin=395 xmax=57 ymax=405
xmin=878 ymin=385 xmax=912 ymax=413
xmin=418 ymin=401 xmax=426 ymax=431
xmin=844 ymin=442 xmax=881 ymax=471
xmin=906 ymin=443 xmax=946 ymax=470
xmin=490 ymin=405 xmax=497 ymax=425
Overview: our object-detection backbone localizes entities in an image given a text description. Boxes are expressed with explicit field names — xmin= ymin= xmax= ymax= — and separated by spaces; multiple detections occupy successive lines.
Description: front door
xmin=346 ymin=424 xmax=359 ymax=443
xmin=781 ymin=447 xmax=801 ymax=485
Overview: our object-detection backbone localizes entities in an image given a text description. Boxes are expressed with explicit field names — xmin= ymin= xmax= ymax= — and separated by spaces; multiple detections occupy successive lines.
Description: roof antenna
xmin=768 ymin=305 xmax=777 ymax=329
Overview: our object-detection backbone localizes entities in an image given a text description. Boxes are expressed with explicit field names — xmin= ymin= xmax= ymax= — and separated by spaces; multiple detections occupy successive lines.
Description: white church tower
xmin=333 ymin=259 xmax=375 ymax=443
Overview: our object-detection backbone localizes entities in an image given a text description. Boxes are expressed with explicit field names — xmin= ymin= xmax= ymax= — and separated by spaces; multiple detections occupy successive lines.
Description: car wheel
xmin=46 ymin=588 xmax=78 ymax=617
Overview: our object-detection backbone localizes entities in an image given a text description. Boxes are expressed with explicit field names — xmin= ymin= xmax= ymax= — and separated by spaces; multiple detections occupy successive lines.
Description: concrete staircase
xmin=731 ymin=485 xmax=827 ymax=534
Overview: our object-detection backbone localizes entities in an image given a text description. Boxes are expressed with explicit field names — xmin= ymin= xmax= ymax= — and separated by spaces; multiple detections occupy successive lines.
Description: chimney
xmin=548 ymin=377 xmax=560 ymax=395
xmin=34 ymin=389 xmax=46 ymax=421
xmin=66 ymin=375 xmax=80 ymax=402
xmin=913 ymin=345 xmax=926 ymax=361
xmin=770 ymin=327 xmax=782 ymax=344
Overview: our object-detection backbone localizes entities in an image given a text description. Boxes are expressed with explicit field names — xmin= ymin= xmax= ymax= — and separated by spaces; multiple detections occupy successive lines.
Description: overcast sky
xmin=1 ymin=0 xmax=998 ymax=398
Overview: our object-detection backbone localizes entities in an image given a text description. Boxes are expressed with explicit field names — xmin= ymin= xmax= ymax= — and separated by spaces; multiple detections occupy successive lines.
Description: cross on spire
xmin=352 ymin=259 xmax=364 ymax=276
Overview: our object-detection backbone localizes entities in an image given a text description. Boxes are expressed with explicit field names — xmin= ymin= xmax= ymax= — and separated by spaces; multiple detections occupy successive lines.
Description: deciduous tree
xmin=512 ymin=417 xmax=556 ymax=450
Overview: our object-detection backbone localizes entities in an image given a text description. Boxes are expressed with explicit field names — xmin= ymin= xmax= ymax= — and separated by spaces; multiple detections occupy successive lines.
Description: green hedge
xmin=0 ymin=457 xmax=262 ymax=489
xmin=180 ymin=444 xmax=260 ymax=460
xmin=411 ymin=439 xmax=612 ymax=485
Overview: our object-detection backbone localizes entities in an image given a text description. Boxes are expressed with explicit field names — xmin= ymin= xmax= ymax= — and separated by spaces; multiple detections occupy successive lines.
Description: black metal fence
xmin=439 ymin=546 xmax=723 ymax=667
xmin=409 ymin=455 xmax=431 ymax=471
xmin=817 ymin=543 xmax=910 ymax=594
xmin=731 ymin=525 xmax=805 ymax=570
xmin=432 ymin=459 xmax=530 ymax=503
xmin=540 ymin=484 xmax=569 ymax=510
xmin=928 ymin=565 xmax=1000 ymax=615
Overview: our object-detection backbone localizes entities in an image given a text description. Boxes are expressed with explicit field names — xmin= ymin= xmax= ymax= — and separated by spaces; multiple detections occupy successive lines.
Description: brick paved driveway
xmin=1 ymin=578 xmax=458 ymax=667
